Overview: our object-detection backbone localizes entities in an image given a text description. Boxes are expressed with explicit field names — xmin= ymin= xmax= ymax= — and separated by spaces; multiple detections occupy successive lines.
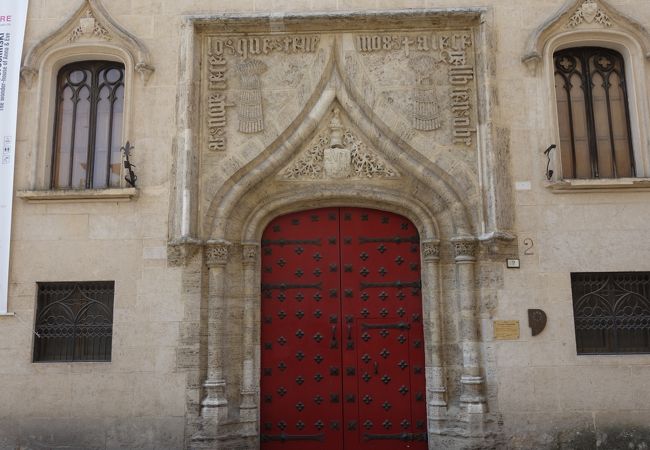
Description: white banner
xmin=0 ymin=1 xmax=29 ymax=315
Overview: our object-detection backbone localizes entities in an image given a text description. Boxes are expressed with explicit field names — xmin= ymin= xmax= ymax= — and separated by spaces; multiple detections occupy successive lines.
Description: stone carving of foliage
xmin=567 ymin=0 xmax=612 ymax=28
xmin=281 ymin=129 xmax=397 ymax=180
xmin=282 ymin=135 xmax=328 ymax=179
xmin=69 ymin=10 xmax=111 ymax=42
xmin=345 ymin=131 xmax=397 ymax=178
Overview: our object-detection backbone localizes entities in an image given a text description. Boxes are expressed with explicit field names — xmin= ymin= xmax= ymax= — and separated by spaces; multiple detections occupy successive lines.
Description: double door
xmin=260 ymin=207 xmax=427 ymax=450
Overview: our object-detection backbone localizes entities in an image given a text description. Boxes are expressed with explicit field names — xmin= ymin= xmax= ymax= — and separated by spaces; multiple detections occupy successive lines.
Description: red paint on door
xmin=261 ymin=208 xmax=427 ymax=450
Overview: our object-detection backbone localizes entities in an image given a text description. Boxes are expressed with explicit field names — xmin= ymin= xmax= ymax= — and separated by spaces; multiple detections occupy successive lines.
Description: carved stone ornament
xmin=205 ymin=241 xmax=231 ymax=267
xmin=69 ymin=9 xmax=111 ymax=41
xmin=235 ymin=59 xmax=267 ymax=133
xmin=408 ymin=56 xmax=441 ymax=131
xmin=568 ymin=0 xmax=612 ymax=27
xmin=281 ymin=108 xmax=398 ymax=180
xmin=421 ymin=241 xmax=441 ymax=261
xmin=21 ymin=0 xmax=155 ymax=87
xmin=242 ymin=244 xmax=258 ymax=265
xmin=167 ymin=238 xmax=202 ymax=267
xmin=452 ymin=238 xmax=478 ymax=261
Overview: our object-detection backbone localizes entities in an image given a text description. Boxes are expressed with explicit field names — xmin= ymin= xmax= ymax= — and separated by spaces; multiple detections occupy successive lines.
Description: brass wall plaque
xmin=494 ymin=320 xmax=520 ymax=340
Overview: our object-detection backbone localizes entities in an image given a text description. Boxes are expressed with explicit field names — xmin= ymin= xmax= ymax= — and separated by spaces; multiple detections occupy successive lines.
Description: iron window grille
xmin=33 ymin=281 xmax=114 ymax=362
xmin=571 ymin=272 xmax=650 ymax=354
xmin=554 ymin=47 xmax=635 ymax=179
xmin=51 ymin=61 xmax=125 ymax=189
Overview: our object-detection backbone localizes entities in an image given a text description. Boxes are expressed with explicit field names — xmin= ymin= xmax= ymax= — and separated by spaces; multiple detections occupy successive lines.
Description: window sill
xmin=544 ymin=178 xmax=650 ymax=193
xmin=17 ymin=188 xmax=138 ymax=203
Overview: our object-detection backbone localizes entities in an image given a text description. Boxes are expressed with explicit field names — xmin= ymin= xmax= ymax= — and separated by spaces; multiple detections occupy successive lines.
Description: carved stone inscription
xmin=204 ymin=34 xmax=321 ymax=151
xmin=354 ymin=31 xmax=476 ymax=146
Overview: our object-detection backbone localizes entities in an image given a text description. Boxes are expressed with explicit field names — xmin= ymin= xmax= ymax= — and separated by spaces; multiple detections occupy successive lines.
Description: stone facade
xmin=2 ymin=0 xmax=650 ymax=449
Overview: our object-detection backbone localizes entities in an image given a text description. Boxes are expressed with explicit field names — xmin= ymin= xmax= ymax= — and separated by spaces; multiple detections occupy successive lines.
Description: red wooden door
xmin=261 ymin=208 xmax=427 ymax=450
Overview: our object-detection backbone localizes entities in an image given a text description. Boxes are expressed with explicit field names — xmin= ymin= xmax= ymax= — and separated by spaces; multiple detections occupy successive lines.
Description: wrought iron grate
xmin=33 ymin=281 xmax=114 ymax=362
xmin=571 ymin=272 xmax=650 ymax=354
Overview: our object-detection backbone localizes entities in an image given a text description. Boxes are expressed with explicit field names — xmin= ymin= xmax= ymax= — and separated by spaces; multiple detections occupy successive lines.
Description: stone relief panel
xmin=203 ymin=34 xmax=327 ymax=154
xmin=343 ymin=31 xmax=477 ymax=150
xmin=279 ymin=108 xmax=399 ymax=180
xmin=199 ymin=25 xmax=482 ymax=215
xmin=568 ymin=0 xmax=612 ymax=28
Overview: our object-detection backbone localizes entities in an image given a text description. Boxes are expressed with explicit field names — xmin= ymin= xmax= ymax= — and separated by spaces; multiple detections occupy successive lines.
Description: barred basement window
xmin=554 ymin=47 xmax=635 ymax=179
xmin=51 ymin=61 xmax=125 ymax=189
xmin=33 ymin=281 xmax=114 ymax=362
xmin=571 ymin=272 xmax=650 ymax=354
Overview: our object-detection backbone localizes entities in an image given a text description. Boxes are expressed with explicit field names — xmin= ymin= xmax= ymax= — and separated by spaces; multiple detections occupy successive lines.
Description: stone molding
xmin=204 ymin=240 xmax=231 ymax=267
xmin=21 ymin=0 xmax=154 ymax=87
xmin=522 ymin=0 xmax=650 ymax=72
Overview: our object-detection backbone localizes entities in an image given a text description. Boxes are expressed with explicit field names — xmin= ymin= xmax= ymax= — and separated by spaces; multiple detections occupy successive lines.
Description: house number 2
xmin=523 ymin=238 xmax=534 ymax=256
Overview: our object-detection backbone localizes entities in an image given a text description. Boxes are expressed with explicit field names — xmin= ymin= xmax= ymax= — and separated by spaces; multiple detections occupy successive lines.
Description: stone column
xmin=421 ymin=240 xmax=447 ymax=434
xmin=240 ymin=243 xmax=259 ymax=423
xmin=201 ymin=240 xmax=231 ymax=421
xmin=452 ymin=237 xmax=487 ymax=414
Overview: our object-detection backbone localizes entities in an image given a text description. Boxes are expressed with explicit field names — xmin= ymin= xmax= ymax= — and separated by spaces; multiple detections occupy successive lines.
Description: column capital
xmin=451 ymin=236 xmax=478 ymax=261
xmin=242 ymin=243 xmax=259 ymax=266
xmin=167 ymin=237 xmax=202 ymax=267
xmin=421 ymin=240 xmax=440 ymax=261
xmin=204 ymin=240 xmax=232 ymax=267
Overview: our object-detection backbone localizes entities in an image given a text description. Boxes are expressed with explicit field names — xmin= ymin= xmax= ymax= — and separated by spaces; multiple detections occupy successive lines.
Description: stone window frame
xmin=545 ymin=32 xmax=650 ymax=183
xmin=523 ymin=0 xmax=650 ymax=192
xmin=17 ymin=0 xmax=153 ymax=202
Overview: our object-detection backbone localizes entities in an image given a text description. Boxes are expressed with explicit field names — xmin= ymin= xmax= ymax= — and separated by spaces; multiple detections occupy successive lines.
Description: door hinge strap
xmin=363 ymin=432 xmax=427 ymax=441
xmin=261 ymin=433 xmax=325 ymax=442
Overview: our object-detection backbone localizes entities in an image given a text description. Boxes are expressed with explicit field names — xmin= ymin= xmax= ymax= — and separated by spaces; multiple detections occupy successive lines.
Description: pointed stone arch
xmin=21 ymin=0 xmax=154 ymax=87
xmin=522 ymin=0 xmax=650 ymax=72
xmin=204 ymin=64 xmax=475 ymax=243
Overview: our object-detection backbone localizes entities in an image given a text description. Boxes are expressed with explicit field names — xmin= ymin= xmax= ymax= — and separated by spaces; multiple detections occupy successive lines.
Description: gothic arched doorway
xmin=260 ymin=207 xmax=428 ymax=450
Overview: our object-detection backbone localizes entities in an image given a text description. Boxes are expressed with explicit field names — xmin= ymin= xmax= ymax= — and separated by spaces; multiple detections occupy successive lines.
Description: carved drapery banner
xmin=281 ymin=109 xmax=398 ymax=180
xmin=205 ymin=241 xmax=231 ymax=267
xmin=568 ymin=0 xmax=612 ymax=28
xmin=69 ymin=9 xmax=111 ymax=42
xmin=354 ymin=32 xmax=476 ymax=146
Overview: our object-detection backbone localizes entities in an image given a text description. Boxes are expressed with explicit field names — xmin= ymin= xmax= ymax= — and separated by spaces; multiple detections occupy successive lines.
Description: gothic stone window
xmin=554 ymin=47 xmax=634 ymax=179
xmin=33 ymin=281 xmax=114 ymax=362
xmin=571 ymin=272 xmax=650 ymax=354
xmin=51 ymin=61 xmax=125 ymax=189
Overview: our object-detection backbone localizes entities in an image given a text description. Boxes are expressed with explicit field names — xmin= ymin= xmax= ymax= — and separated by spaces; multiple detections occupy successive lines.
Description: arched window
xmin=554 ymin=47 xmax=634 ymax=179
xmin=51 ymin=61 xmax=125 ymax=189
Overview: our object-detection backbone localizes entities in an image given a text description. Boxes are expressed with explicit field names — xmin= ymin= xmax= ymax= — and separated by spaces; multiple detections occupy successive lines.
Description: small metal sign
xmin=494 ymin=320 xmax=520 ymax=340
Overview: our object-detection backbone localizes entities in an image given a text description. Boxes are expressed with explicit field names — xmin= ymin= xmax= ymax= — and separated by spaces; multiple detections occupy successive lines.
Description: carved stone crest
xmin=568 ymin=0 xmax=612 ymax=27
xmin=280 ymin=108 xmax=398 ymax=180
xmin=69 ymin=10 xmax=111 ymax=41
xmin=242 ymin=244 xmax=258 ymax=265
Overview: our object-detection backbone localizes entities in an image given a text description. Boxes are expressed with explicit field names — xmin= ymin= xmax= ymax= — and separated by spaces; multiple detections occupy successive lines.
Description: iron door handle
xmin=374 ymin=361 xmax=379 ymax=375
xmin=347 ymin=323 xmax=352 ymax=340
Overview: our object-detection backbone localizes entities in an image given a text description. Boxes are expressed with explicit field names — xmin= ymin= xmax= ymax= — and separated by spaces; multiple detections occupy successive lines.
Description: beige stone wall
xmin=1 ymin=0 xmax=650 ymax=448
